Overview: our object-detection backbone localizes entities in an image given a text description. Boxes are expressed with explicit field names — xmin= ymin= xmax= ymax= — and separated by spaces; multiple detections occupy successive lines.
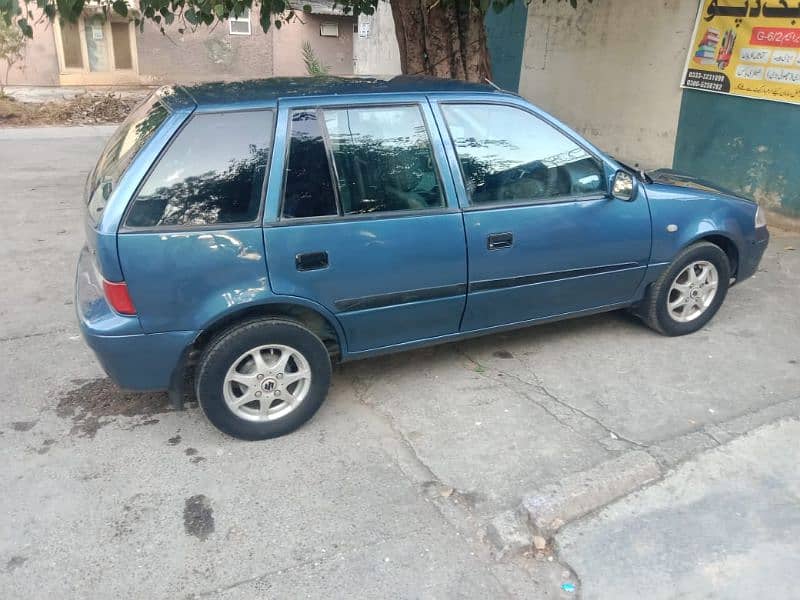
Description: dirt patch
xmin=5 ymin=555 xmax=27 ymax=573
xmin=36 ymin=439 xmax=56 ymax=455
xmin=56 ymin=378 xmax=171 ymax=438
xmin=0 ymin=92 xmax=144 ymax=127
xmin=113 ymin=493 xmax=153 ymax=539
xmin=184 ymin=494 xmax=214 ymax=541
xmin=10 ymin=420 xmax=37 ymax=432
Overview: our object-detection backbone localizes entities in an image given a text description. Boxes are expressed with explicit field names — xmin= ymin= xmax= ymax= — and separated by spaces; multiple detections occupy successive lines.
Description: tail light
xmin=102 ymin=280 xmax=137 ymax=315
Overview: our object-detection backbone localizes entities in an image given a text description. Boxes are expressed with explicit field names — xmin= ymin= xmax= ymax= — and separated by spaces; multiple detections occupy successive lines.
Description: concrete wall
xmin=519 ymin=0 xmax=699 ymax=169
xmin=674 ymin=89 xmax=800 ymax=219
xmin=353 ymin=2 xmax=401 ymax=76
xmin=5 ymin=11 xmax=60 ymax=86
xmin=137 ymin=22 xmax=274 ymax=85
xmin=273 ymin=14 xmax=354 ymax=76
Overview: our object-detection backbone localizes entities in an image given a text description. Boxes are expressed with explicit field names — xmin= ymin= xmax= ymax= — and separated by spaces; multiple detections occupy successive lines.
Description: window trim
xmin=438 ymin=100 xmax=610 ymax=211
xmin=53 ymin=14 xmax=140 ymax=83
xmin=119 ymin=108 xmax=276 ymax=233
xmin=279 ymin=102 xmax=450 ymax=223
xmin=320 ymin=22 xmax=339 ymax=37
xmin=228 ymin=8 xmax=252 ymax=35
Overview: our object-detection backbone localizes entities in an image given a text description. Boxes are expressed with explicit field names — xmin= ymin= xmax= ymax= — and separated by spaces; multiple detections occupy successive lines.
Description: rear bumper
xmin=76 ymin=244 xmax=195 ymax=391
xmin=737 ymin=227 xmax=769 ymax=281
xmin=80 ymin=327 xmax=195 ymax=391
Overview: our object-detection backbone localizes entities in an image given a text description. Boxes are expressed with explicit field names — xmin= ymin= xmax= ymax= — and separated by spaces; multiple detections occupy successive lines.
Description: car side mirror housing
xmin=611 ymin=170 xmax=636 ymax=201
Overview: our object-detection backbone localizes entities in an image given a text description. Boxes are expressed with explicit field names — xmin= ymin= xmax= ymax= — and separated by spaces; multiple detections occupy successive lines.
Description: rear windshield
xmin=87 ymin=94 xmax=169 ymax=224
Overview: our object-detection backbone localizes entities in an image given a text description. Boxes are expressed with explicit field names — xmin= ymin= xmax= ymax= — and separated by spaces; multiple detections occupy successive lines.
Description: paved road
xmin=1 ymin=126 xmax=798 ymax=598
xmin=557 ymin=418 xmax=800 ymax=599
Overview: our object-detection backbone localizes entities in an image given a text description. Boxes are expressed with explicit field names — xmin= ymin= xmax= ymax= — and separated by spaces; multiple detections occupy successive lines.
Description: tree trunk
xmin=389 ymin=0 xmax=491 ymax=82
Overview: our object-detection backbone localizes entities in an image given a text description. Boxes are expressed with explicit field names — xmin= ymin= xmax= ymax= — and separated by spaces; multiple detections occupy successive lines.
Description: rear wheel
xmin=196 ymin=319 xmax=331 ymax=440
xmin=639 ymin=242 xmax=731 ymax=336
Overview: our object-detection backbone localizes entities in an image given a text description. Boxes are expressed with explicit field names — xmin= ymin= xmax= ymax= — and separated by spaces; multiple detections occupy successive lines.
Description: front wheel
xmin=195 ymin=319 xmax=331 ymax=440
xmin=639 ymin=241 xmax=731 ymax=336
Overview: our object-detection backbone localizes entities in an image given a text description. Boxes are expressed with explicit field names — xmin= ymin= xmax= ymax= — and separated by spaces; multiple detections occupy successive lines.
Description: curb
xmin=520 ymin=451 xmax=660 ymax=538
xmin=485 ymin=397 xmax=800 ymax=555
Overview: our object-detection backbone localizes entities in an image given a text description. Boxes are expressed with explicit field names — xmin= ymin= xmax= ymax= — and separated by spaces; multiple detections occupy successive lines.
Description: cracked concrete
xmin=2 ymin=126 xmax=798 ymax=598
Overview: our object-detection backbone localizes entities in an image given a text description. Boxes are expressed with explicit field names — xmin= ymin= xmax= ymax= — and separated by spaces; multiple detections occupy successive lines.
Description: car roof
xmin=158 ymin=76 xmax=504 ymax=110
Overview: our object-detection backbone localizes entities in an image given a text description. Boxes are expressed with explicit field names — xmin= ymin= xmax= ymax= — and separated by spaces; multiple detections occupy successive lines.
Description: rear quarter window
xmin=88 ymin=96 xmax=169 ymax=224
xmin=125 ymin=110 xmax=274 ymax=228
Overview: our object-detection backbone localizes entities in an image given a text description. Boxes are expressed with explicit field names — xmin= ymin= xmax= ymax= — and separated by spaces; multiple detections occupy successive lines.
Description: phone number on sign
xmin=685 ymin=70 xmax=729 ymax=91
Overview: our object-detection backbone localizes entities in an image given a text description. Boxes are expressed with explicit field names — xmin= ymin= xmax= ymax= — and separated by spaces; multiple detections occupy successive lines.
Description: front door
xmin=263 ymin=98 xmax=467 ymax=354
xmin=432 ymin=100 xmax=652 ymax=331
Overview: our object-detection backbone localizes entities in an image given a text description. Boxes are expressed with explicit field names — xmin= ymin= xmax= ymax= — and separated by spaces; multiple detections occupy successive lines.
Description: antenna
xmin=484 ymin=77 xmax=503 ymax=92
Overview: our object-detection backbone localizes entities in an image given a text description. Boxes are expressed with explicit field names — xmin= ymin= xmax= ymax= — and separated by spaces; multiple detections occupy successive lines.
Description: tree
xmin=2 ymin=0 xmax=588 ymax=82
xmin=0 ymin=13 xmax=25 ymax=94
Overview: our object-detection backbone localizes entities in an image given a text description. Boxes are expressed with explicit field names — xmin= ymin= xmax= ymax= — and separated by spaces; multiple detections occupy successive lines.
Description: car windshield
xmin=87 ymin=94 xmax=170 ymax=224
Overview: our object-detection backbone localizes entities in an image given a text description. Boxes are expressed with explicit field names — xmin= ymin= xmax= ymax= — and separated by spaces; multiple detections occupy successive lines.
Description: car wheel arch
xmin=689 ymin=233 xmax=740 ymax=279
xmin=190 ymin=300 xmax=346 ymax=367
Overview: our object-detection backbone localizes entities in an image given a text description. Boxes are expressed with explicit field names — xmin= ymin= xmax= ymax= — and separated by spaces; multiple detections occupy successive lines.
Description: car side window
xmin=126 ymin=110 xmax=273 ymax=228
xmin=441 ymin=104 xmax=605 ymax=206
xmin=282 ymin=110 xmax=339 ymax=219
xmin=323 ymin=105 xmax=444 ymax=214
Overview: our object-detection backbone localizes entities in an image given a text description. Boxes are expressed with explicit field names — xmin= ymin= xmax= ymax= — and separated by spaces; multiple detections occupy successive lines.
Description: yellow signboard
xmin=682 ymin=0 xmax=800 ymax=104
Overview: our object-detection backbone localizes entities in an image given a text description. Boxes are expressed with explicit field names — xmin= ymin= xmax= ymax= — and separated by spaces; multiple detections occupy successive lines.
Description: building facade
xmin=517 ymin=0 xmax=799 ymax=222
xmin=8 ymin=4 xmax=355 ymax=86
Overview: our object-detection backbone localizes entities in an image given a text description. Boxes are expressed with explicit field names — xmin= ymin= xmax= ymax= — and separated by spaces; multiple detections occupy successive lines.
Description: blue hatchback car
xmin=76 ymin=76 xmax=769 ymax=440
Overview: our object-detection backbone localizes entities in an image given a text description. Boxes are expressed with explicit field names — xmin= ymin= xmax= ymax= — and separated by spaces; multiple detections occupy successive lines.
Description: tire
xmin=639 ymin=241 xmax=731 ymax=336
xmin=195 ymin=318 xmax=331 ymax=440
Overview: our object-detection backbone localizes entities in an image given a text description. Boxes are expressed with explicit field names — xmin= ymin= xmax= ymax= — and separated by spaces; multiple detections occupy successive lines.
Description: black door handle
xmin=295 ymin=251 xmax=329 ymax=271
xmin=487 ymin=232 xmax=513 ymax=250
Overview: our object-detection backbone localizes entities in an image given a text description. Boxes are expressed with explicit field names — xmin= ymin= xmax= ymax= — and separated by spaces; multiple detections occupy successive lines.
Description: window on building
xmin=60 ymin=20 xmax=83 ymax=69
xmin=324 ymin=105 xmax=444 ymax=215
xmin=111 ymin=22 xmax=133 ymax=69
xmin=56 ymin=15 xmax=136 ymax=74
xmin=441 ymin=104 xmax=606 ymax=206
xmin=126 ymin=111 xmax=273 ymax=228
xmin=229 ymin=8 xmax=252 ymax=35
xmin=84 ymin=15 xmax=109 ymax=72
xmin=282 ymin=110 xmax=338 ymax=219
xmin=320 ymin=22 xmax=339 ymax=37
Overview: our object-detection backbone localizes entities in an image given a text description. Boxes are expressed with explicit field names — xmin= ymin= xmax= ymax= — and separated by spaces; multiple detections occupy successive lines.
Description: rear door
xmin=263 ymin=96 xmax=467 ymax=354
xmin=431 ymin=98 xmax=652 ymax=331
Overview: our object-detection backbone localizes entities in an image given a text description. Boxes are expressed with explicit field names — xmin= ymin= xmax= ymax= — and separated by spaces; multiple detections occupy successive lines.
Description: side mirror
xmin=611 ymin=170 xmax=636 ymax=201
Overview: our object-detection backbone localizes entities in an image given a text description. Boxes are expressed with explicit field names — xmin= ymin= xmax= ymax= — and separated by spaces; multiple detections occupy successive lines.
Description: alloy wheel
xmin=223 ymin=344 xmax=312 ymax=422
xmin=666 ymin=260 xmax=719 ymax=323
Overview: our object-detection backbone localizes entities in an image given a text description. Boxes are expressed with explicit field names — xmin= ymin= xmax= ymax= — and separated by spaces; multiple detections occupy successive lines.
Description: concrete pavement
xmin=557 ymin=418 xmax=800 ymax=599
xmin=1 ymin=125 xmax=798 ymax=599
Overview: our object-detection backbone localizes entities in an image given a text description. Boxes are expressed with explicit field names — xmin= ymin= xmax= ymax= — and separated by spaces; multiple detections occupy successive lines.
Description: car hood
xmin=646 ymin=169 xmax=754 ymax=204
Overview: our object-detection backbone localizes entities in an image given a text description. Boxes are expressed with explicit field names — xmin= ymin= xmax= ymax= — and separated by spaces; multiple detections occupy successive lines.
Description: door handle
xmin=487 ymin=232 xmax=513 ymax=250
xmin=295 ymin=251 xmax=329 ymax=271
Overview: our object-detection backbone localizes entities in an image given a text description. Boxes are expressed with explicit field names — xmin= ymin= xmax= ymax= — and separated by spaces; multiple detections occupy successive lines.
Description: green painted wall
xmin=485 ymin=0 xmax=528 ymax=92
xmin=674 ymin=89 xmax=800 ymax=218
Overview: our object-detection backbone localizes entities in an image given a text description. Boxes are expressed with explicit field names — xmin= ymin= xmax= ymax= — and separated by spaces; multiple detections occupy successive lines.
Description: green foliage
xmin=302 ymin=41 xmax=329 ymax=77
xmin=0 ymin=14 xmax=26 ymax=92
xmin=7 ymin=0 xmax=590 ymax=39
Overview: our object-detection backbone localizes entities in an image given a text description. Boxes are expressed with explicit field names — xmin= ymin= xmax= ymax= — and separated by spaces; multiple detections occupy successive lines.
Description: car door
xmin=430 ymin=98 xmax=652 ymax=331
xmin=262 ymin=96 xmax=467 ymax=354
